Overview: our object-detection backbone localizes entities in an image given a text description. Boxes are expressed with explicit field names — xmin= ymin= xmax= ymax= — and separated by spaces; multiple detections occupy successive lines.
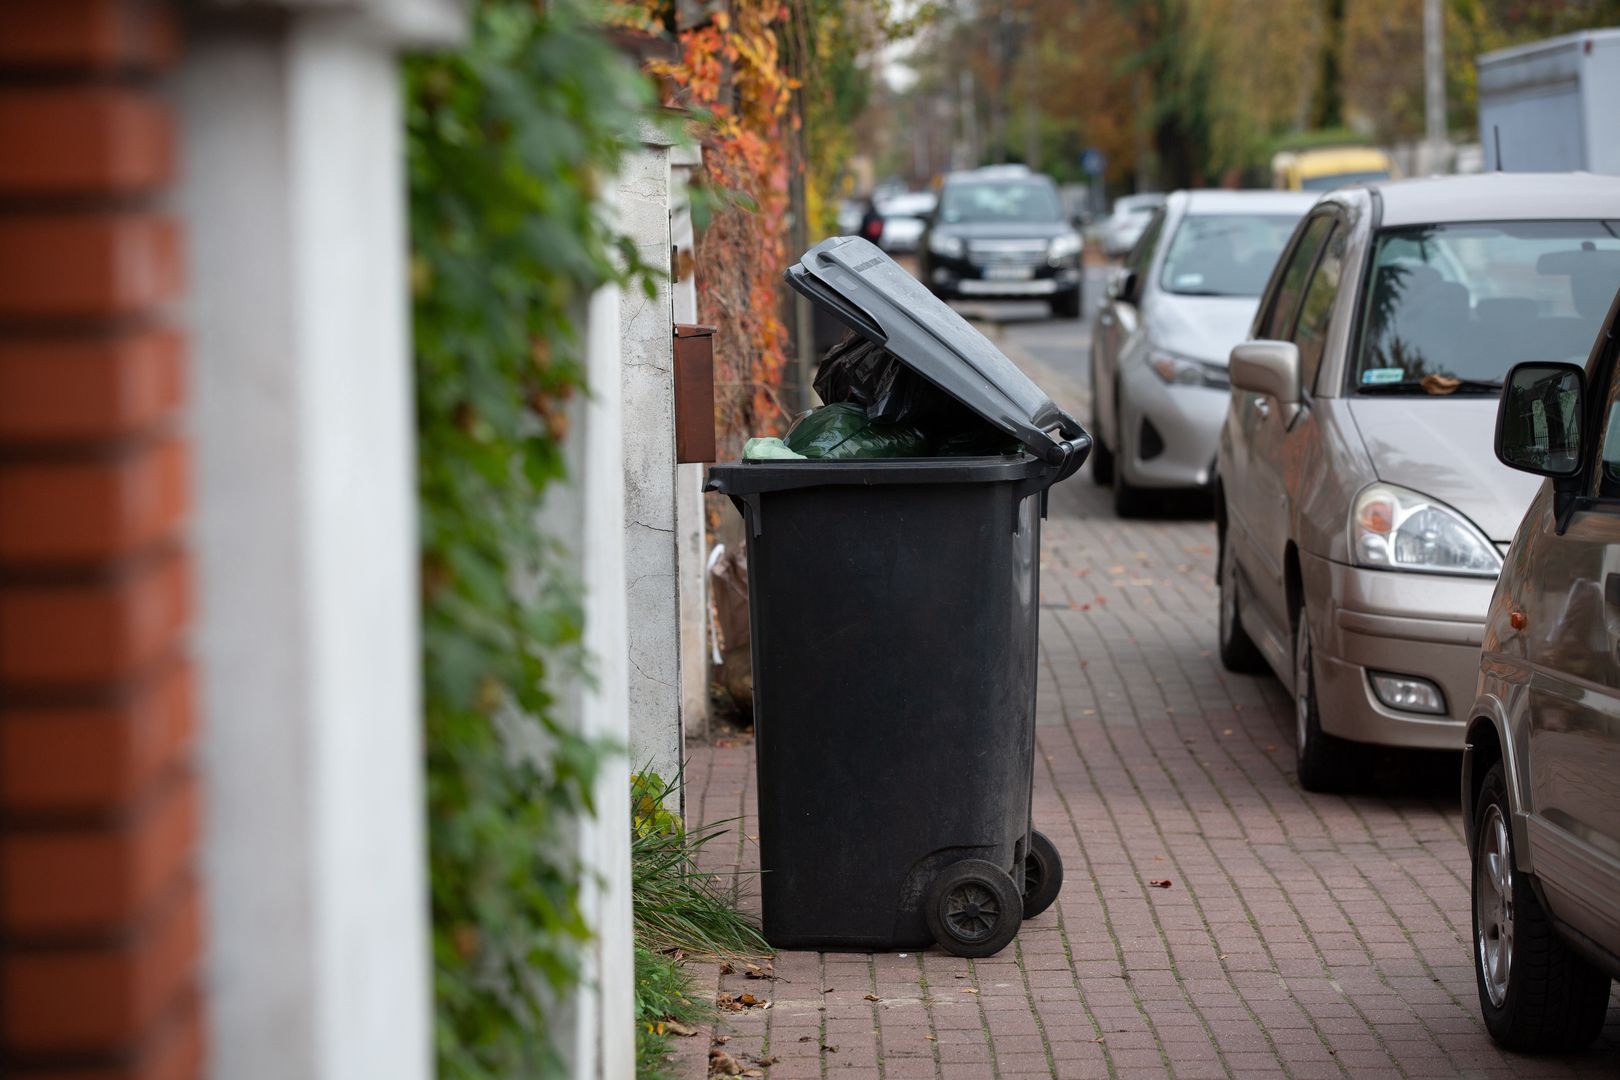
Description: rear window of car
xmin=1351 ymin=220 xmax=1620 ymax=394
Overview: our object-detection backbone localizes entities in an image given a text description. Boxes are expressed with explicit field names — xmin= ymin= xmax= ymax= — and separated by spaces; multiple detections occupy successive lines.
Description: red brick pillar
xmin=0 ymin=2 xmax=201 ymax=1077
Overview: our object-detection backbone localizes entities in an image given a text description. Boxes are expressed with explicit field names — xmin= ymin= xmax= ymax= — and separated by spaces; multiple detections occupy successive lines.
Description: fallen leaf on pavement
xmin=719 ymin=962 xmax=736 ymax=976
xmin=742 ymin=1071 xmax=763 ymax=1078
xmin=960 ymin=987 xmax=979 ymax=994
xmin=798 ymin=1036 xmax=812 ymax=1043
xmin=863 ymin=993 xmax=880 ymax=1002
xmin=926 ymin=1035 xmax=937 ymax=1041
xmin=1222 ymin=728 xmax=1233 ymax=736
xmin=1094 ymin=1036 xmax=1106 ymax=1044
xmin=744 ymin=963 xmax=773 ymax=980
xmin=820 ymin=1044 xmax=838 ymax=1054
xmin=1218 ymin=954 xmax=1229 ymax=961
xmin=1149 ymin=879 xmax=1173 ymax=889
xmin=754 ymin=1056 xmax=779 ymax=1067
xmin=666 ymin=1021 xmax=697 ymax=1037
xmin=709 ymin=1049 xmax=741 ymax=1077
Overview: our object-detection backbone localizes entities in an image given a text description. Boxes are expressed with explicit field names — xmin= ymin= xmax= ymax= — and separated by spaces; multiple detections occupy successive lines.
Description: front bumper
xmin=1304 ymin=552 xmax=1494 ymax=750
xmin=1116 ymin=362 xmax=1227 ymax=489
xmin=928 ymin=255 xmax=1081 ymax=300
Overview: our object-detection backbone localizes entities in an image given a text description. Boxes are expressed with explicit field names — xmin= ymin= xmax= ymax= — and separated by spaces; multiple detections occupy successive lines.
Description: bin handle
xmin=1012 ymin=431 xmax=1091 ymax=529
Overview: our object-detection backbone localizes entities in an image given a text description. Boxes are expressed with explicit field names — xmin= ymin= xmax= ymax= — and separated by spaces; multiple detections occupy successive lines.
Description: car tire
xmin=1088 ymin=362 xmax=1114 ymax=486
xmin=1050 ymin=287 xmax=1082 ymax=320
xmin=1111 ymin=391 xmax=1148 ymax=517
xmin=1293 ymin=603 xmax=1361 ymax=793
xmin=1216 ymin=517 xmax=1266 ymax=674
xmin=1472 ymin=763 xmax=1612 ymax=1052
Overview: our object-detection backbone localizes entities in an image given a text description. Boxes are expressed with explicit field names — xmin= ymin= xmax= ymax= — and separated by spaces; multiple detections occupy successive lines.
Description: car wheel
xmin=1050 ymin=287 xmax=1082 ymax=320
xmin=1293 ymin=603 xmax=1359 ymax=792
xmin=1089 ymin=365 xmax=1115 ymax=486
xmin=1216 ymin=518 xmax=1266 ymax=674
xmin=1111 ymin=391 xmax=1148 ymax=517
xmin=1472 ymin=763 xmax=1612 ymax=1051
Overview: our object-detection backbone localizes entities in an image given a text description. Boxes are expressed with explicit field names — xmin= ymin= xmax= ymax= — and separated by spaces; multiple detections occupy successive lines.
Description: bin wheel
xmin=1022 ymin=830 xmax=1064 ymax=919
xmin=925 ymin=859 xmax=1023 ymax=958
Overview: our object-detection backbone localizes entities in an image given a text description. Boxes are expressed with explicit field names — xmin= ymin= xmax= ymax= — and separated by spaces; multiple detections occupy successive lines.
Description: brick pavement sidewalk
xmin=670 ymin=333 xmax=1620 ymax=1080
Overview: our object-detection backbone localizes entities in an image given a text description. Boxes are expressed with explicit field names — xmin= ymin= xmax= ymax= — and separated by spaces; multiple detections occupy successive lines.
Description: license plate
xmin=984 ymin=265 xmax=1033 ymax=281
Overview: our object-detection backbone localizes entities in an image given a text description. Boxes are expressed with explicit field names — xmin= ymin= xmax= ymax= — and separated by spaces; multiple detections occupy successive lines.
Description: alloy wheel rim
xmin=1475 ymin=803 xmax=1515 ymax=1008
xmin=1294 ymin=617 xmax=1310 ymax=757
xmin=944 ymin=881 xmax=1002 ymax=942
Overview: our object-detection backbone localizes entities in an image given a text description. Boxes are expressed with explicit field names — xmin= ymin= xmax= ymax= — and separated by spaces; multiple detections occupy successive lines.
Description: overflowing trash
xmin=760 ymin=331 xmax=1021 ymax=461
xmin=783 ymin=402 xmax=929 ymax=459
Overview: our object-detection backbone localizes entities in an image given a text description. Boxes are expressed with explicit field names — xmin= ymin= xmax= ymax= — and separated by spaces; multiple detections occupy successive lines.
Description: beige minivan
xmin=1215 ymin=173 xmax=1620 ymax=791
xmin=1463 ymin=288 xmax=1620 ymax=1051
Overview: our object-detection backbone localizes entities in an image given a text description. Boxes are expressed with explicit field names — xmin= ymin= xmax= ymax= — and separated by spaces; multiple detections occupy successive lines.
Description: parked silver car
xmin=1464 ymin=290 xmax=1620 ymax=1051
xmin=1097 ymin=192 xmax=1165 ymax=258
xmin=1215 ymin=173 xmax=1620 ymax=791
xmin=1090 ymin=190 xmax=1315 ymax=515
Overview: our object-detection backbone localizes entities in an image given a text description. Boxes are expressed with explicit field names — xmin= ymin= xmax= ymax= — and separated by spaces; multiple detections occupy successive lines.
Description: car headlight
xmin=929 ymin=233 xmax=965 ymax=259
xmin=1148 ymin=350 xmax=1229 ymax=389
xmin=1350 ymin=483 xmax=1502 ymax=577
xmin=1048 ymin=232 xmax=1083 ymax=263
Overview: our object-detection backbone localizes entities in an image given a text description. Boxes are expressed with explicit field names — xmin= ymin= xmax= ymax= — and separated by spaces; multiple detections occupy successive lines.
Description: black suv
xmin=919 ymin=167 xmax=1084 ymax=319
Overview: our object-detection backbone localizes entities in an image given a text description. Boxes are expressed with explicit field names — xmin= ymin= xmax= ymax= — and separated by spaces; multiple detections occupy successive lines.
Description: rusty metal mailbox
xmin=673 ymin=323 xmax=717 ymax=463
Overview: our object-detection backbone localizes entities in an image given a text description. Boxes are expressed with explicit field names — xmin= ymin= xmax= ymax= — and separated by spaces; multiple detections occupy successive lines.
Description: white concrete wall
xmin=544 ymin=280 xmax=637 ymax=1080
xmin=619 ymin=131 xmax=684 ymax=794
xmin=177 ymin=5 xmax=449 ymax=1079
xmin=670 ymin=142 xmax=711 ymax=746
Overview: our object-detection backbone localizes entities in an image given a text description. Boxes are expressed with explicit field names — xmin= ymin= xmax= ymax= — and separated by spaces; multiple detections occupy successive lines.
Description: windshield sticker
xmin=1362 ymin=367 xmax=1405 ymax=384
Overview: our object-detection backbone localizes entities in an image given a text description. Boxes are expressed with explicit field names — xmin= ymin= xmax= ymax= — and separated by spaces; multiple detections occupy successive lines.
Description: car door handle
xmin=1252 ymin=397 xmax=1271 ymax=420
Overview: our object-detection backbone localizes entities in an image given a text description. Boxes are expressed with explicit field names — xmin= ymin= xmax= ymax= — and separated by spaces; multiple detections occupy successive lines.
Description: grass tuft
xmin=631 ymin=770 xmax=769 ymax=1077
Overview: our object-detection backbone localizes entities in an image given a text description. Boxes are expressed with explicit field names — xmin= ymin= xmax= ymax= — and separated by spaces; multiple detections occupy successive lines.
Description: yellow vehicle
xmin=1271 ymin=146 xmax=1398 ymax=192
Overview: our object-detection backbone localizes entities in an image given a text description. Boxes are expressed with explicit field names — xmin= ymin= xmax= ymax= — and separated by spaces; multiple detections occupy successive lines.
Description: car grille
xmin=968 ymin=239 xmax=1049 ymax=268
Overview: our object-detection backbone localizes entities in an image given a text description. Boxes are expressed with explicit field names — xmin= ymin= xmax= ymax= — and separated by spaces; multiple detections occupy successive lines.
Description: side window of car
xmin=1594 ymin=353 xmax=1620 ymax=499
xmin=1288 ymin=224 xmax=1346 ymax=397
xmin=1258 ymin=215 xmax=1333 ymax=342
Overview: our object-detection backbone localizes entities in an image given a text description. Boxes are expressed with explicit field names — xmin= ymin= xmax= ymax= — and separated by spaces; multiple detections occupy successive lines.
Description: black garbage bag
xmin=814 ymin=331 xmax=972 ymax=428
xmin=811 ymin=333 xmax=890 ymax=408
xmin=784 ymin=403 xmax=930 ymax=459
xmin=933 ymin=426 xmax=1023 ymax=457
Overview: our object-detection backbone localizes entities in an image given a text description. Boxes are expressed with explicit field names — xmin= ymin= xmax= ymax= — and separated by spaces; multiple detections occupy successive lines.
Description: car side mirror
xmin=1495 ymin=361 xmax=1585 ymax=478
xmin=1108 ymin=268 xmax=1139 ymax=305
xmin=1229 ymin=341 xmax=1301 ymax=407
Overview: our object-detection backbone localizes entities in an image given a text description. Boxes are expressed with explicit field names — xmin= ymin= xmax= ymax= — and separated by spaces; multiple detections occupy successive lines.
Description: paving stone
xmin=676 ymin=324 xmax=1620 ymax=1078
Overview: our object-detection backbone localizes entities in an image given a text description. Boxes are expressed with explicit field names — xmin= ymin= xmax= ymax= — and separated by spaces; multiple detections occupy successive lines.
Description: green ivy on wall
xmin=405 ymin=2 xmax=659 ymax=1075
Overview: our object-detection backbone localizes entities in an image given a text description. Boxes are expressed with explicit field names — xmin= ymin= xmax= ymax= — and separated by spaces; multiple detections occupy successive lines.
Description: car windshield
xmin=1300 ymin=170 xmax=1389 ymax=191
xmin=1158 ymin=213 xmax=1303 ymax=297
xmin=939 ymin=181 xmax=1062 ymax=225
xmin=1353 ymin=221 xmax=1620 ymax=393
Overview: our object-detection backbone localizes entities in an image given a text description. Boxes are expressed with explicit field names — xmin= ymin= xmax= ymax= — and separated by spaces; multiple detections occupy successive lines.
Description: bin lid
xmin=785 ymin=235 xmax=1083 ymax=463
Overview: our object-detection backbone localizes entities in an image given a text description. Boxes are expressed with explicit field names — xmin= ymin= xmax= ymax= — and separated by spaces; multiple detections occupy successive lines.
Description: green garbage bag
xmin=783 ymin=402 xmax=930 ymax=459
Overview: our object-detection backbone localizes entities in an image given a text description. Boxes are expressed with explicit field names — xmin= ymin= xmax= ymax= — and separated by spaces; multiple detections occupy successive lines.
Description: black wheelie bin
xmin=705 ymin=236 xmax=1090 ymax=958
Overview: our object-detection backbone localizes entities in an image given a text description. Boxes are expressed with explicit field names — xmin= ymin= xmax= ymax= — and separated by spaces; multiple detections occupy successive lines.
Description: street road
xmin=681 ymin=279 xmax=1620 ymax=1079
